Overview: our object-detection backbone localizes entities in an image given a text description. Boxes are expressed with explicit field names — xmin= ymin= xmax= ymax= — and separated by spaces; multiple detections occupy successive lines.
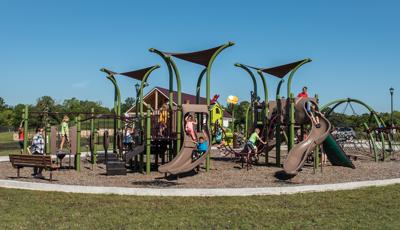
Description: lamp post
xmin=390 ymin=87 xmax=394 ymax=126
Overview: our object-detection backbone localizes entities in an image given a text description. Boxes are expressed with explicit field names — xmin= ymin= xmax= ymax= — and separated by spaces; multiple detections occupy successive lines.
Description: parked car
xmin=332 ymin=127 xmax=357 ymax=140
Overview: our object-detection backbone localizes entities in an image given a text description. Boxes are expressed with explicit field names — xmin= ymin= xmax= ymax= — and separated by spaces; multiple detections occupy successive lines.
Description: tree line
xmin=0 ymin=96 xmax=135 ymax=130
xmin=1 ymin=96 xmax=398 ymax=133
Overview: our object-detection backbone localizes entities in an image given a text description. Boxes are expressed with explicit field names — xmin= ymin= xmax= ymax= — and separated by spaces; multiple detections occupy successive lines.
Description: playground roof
xmin=244 ymin=59 xmax=308 ymax=78
xmin=128 ymin=86 xmax=232 ymax=118
xmin=160 ymin=44 xmax=225 ymax=67
xmin=119 ymin=65 xmax=158 ymax=81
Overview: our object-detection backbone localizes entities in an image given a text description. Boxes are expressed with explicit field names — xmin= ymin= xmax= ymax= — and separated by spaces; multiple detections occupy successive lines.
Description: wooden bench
xmin=9 ymin=154 xmax=59 ymax=182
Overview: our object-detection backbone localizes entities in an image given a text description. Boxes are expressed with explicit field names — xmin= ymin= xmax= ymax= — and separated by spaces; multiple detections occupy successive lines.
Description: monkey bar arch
xmin=320 ymin=98 xmax=387 ymax=161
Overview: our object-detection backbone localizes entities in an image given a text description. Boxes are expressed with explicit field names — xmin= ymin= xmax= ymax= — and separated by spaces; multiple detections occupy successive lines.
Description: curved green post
xmin=320 ymin=98 xmax=386 ymax=161
xmin=105 ymin=74 xmax=121 ymax=153
xmin=275 ymin=79 xmax=285 ymax=167
xmin=234 ymin=64 xmax=258 ymax=100
xmin=138 ymin=65 xmax=161 ymax=122
xmin=166 ymin=58 xmax=182 ymax=155
xmin=256 ymin=70 xmax=269 ymax=118
xmin=149 ymin=49 xmax=183 ymax=156
xmin=286 ymin=58 xmax=312 ymax=151
xmin=256 ymin=70 xmax=269 ymax=164
xmin=149 ymin=49 xmax=175 ymax=110
xmin=204 ymin=42 xmax=234 ymax=172
xmin=196 ymin=68 xmax=207 ymax=104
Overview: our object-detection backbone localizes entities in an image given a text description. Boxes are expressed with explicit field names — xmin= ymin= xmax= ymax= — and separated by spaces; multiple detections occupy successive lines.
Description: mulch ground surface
xmin=1 ymin=150 xmax=400 ymax=188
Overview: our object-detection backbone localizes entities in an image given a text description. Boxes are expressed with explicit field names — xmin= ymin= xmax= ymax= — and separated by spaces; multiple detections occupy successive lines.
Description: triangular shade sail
xmin=119 ymin=66 xmax=158 ymax=81
xmin=163 ymin=45 xmax=225 ymax=67
xmin=244 ymin=59 xmax=309 ymax=78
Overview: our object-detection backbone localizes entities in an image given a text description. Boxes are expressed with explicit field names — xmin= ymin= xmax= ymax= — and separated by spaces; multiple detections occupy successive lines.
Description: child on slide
xmin=246 ymin=128 xmax=266 ymax=155
xmin=185 ymin=114 xmax=197 ymax=141
xmin=192 ymin=130 xmax=208 ymax=161
xmin=309 ymin=104 xmax=321 ymax=128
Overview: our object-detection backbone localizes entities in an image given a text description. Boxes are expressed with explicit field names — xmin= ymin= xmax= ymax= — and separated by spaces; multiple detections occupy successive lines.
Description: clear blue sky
xmin=1 ymin=0 xmax=399 ymax=113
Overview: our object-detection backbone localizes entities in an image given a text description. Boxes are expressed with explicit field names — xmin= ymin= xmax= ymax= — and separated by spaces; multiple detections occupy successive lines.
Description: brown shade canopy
xmin=162 ymin=45 xmax=225 ymax=67
xmin=243 ymin=59 xmax=309 ymax=78
xmin=119 ymin=65 xmax=158 ymax=81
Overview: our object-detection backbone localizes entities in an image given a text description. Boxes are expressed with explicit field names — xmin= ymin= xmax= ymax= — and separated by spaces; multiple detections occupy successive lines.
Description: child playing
xmin=192 ymin=130 xmax=208 ymax=161
xmin=185 ymin=114 xmax=197 ymax=141
xmin=18 ymin=123 xmax=24 ymax=154
xmin=59 ymin=115 xmax=70 ymax=151
xmin=158 ymin=103 xmax=168 ymax=136
xmin=246 ymin=128 xmax=266 ymax=154
xmin=123 ymin=127 xmax=134 ymax=151
xmin=309 ymin=104 xmax=321 ymax=128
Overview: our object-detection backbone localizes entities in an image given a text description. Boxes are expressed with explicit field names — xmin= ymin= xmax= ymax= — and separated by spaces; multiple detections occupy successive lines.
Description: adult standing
xmin=31 ymin=127 xmax=45 ymax=179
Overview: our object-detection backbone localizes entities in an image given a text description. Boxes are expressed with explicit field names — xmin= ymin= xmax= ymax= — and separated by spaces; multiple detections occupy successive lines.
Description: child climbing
xmin=309 ymin=104 xmax=321 ymax=128
xmin=246 ymin=128 xmax=266 ymax=154
xmin=214 ymin=120 xmax=226 ymax=151
xmin=192 ymin=130 xmax=208 ymax=161
xmin=185 ymin=114 xmax=197 ymax=141
xmin=59 ymin=115 xmax=70 ymax=151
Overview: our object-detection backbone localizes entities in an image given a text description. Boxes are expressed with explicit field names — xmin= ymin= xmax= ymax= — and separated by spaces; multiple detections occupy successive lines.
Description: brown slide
xmin=283 ymin=98 xmax=331 ymax=175
xmin=158 ymin=104 xmax=211 ymax=175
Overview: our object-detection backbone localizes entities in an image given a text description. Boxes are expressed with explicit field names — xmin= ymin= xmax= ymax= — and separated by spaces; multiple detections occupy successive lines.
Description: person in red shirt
xmin=297 ymin=86 xmax=309 ymax=98
xmin=18 ymin=126 xmax=24 ymax=154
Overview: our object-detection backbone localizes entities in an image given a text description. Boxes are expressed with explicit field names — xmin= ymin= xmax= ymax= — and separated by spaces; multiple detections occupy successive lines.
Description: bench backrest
xmin=9 ymin=154 xmax=53 ymax=167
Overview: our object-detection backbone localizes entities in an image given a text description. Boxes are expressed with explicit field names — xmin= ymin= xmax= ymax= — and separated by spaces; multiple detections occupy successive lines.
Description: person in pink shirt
xmin=185 ymin=114 xmax=197 ymax=141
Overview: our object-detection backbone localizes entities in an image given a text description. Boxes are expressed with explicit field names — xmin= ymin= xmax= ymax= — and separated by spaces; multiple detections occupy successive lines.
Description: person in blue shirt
xmin=192 ymin=130 xmax=208 ymax=161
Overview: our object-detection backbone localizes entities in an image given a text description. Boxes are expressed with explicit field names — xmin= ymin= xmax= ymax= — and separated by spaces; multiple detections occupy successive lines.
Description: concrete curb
xmin=1 ymin=178 xmax=399 ymax=197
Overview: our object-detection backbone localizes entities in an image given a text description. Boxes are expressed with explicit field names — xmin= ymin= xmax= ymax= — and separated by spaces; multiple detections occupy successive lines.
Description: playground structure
xmin=13 ymin=41 xmax=399 ymax=180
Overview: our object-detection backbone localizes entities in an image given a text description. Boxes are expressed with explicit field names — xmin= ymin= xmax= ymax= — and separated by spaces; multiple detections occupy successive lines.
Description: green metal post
xmin=23 ymin=105 xmax=29 ymax=154
xmin=45 ymin=123 xmax=50 ymax=155
xmin=90 ymin=108 xmax=95 ymax=166
xmin=138 ymin=65 xmax=160 ymax=126
xmin=146 ymin=108 xmax=151 ymax=175
xmin=106 ymin=75 xmax=121 ymax=153
xmin=286 ymin=59 xmax=311 ymax=151
xmin=288 ymin=93 xmax=295 ymax=151
xmin=92 ymin=129 xmax=98 ymax=167
xmin=167 ymin=59 xmax=182 ymax=155
xmin=75 ymin=116 xmax=81 ymax=171
xmin=275 ymin=79 xmax=285 ymax=167
xmin=320 ymin=98 xmax=387 ymax=160
xmin=149 ymin=49 xmax=182 ymax=156
xmin=234 ymin=63 xmax=258 ymax=128
xmin=314 ymin=94 xmax=320 ymax=171
xmin=245 ymin=105 xmax=251 ymax=138
xmin=363 ymin=123 xmax=378 ymax=161
xmin=196 ymin=68 xmax=207 ymax=104
xmin=204 ymin=42 xmax=234 ymax=172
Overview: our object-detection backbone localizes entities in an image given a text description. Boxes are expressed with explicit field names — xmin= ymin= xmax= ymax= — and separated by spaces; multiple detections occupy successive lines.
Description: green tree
xmin=121 ymin=97 xmax=135 ymax=113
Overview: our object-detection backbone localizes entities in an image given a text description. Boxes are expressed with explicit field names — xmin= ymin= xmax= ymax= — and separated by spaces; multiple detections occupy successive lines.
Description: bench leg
xmin=17 ymin=168 xmax=20 ymax=178
xmin=50 ymin=171 xmax=53 ymax=182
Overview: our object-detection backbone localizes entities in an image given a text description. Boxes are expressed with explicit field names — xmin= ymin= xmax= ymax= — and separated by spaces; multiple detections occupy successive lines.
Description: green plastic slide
xmin=322 ymin=134 xmax=355 ymax=169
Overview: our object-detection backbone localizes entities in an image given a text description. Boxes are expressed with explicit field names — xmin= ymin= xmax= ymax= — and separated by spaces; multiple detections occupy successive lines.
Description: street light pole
xmin=390 ymin=87 xmax=394 ymax=126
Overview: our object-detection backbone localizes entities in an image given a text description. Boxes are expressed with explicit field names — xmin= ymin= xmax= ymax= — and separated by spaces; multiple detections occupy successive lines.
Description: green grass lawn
xmin=0 ymin=132 xmax=20 ymax=156
xmin=0 ymin=132 xmax=113 ymax=156
xmin=1 ymin=185 xmax=400 ymax=229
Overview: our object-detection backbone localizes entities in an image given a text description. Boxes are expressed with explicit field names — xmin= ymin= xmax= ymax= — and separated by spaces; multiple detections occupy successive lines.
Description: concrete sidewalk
xmin=1 ymin=178 xmax=399 ymax=197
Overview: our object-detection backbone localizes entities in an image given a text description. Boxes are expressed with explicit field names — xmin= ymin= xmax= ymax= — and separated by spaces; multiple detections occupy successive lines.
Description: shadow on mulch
xmin=274 ymin=170 xmax=296 ymax=181
xmin=131 ymin=180 xmax=179 ymax=187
